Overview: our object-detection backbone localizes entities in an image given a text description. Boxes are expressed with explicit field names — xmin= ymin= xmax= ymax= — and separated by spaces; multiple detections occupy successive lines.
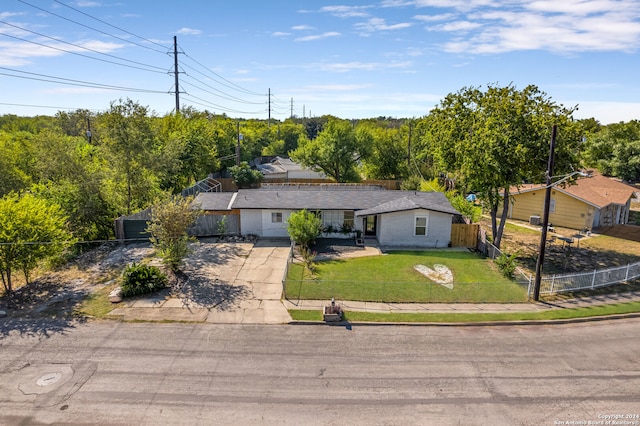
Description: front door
xmin=364 ymin=215 xmax=377 ymax=237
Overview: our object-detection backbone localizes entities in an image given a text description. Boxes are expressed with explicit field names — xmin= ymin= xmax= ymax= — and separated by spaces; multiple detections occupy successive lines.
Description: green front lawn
xmin=286 ymin=250 xmax=528 ymax=303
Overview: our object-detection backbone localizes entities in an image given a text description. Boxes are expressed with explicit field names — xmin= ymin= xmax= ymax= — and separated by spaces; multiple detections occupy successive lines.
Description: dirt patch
xmin=0 ymin=242 xmax=154 ymax=321
xmin=485 ymin=218 xmax=640 ymax=275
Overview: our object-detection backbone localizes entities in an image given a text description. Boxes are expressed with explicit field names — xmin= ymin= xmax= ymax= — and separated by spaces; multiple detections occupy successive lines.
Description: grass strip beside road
xmin=288 ymin=301 xmax=640 ymax=323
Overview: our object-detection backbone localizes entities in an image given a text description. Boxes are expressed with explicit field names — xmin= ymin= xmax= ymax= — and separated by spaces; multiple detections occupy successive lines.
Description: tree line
xmin=1 ymin=85 xmax=639 ymax=293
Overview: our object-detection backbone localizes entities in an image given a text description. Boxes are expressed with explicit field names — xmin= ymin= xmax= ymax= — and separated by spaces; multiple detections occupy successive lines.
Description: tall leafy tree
xmin=426 ymin=84 xmax=581 ymax=248
xmin=0 ymin=131 xmax=32 ymax=196
xmin=291 ymin=118 xmax=372 ymax=182
xmin=583 ymin=120 xmax=640 ymax=181
xmin=0 ymin=193 xmax=72 ymax=294
xmin=361 ymin=125 xmax=409 ymax=180
xmin=98 ymin=99 xmax=161 ymax=215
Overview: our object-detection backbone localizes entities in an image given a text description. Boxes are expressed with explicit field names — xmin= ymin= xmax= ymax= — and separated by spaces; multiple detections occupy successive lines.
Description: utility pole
xmin=173 ymin=36 xmax=180 ymax=114
xmin=268 ymin=88 xmax=271 ymax=128
xmin=533 ymin=124 xmax=557 ymax=301
xmin=236 ymin=121 xmax=241 ymax=166
xmin=86 ymin=117 xmax=92 ymax=144
xmin=407 ymin=120 xmax=412 ymax=168
xmin=303 ymin=105 xmax=306 ymax=119
xmin=290 ymin=97 xmax=294 ymax=118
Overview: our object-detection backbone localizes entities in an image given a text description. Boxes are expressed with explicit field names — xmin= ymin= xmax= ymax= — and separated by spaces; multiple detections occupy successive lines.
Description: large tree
xmin=426 ymin=84 xmax=581 ymax=248
xmin=99 ymin=99 xmax=161 ymax=215
xmin=0 ymin=193 xmax=72 ymax=294
xmin=583 ymin=120 xmax=640 ymax=181
xmin=291 ymin=118 xmax=372 ymax=182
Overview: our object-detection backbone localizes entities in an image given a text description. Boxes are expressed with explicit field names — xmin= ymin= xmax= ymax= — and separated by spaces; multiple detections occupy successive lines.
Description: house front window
xmin=343 ymin=210 xmax=354 ymax=229
xmin=272 ymin=212 xmax=283 ymax=223
xmin=415 ymin=216 xmax=427 ymax=236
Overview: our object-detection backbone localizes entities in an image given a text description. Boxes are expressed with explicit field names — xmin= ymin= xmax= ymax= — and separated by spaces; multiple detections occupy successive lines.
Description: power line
xmin=180 ymin=76 xmax=263 ymax=105
xmin=0 ymin=102 xmax=104 ymax=112
xmin=53 ymin=0 xmax=170 ymax=52
xmin=181 ymin=94 xmax=266 ymax=115
xmin=17 ymin=0 xmax=170 ymax=55
xmin=179 ymin=48 xmax=263 ymax=97
xmin=0 ymin=66 xmax=167 ymax=94
xmin=0 ymin=21 xmax=167 ymax=74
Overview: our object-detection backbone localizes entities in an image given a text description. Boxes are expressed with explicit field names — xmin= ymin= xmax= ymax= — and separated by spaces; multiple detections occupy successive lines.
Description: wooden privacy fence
xmin=450 ymin=223 xmax=479 ymax=247
xmin=115 ymin=213 xmax=240 ymax=241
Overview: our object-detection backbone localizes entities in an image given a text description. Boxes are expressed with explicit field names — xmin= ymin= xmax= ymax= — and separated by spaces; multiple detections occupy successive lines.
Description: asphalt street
xmin=1 ymin=320 xmax=639 ymax=425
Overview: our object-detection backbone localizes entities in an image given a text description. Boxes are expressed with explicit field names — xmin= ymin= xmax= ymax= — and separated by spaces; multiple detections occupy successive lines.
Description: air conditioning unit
xmin=529 ymin=215 xmax=541 ymax=226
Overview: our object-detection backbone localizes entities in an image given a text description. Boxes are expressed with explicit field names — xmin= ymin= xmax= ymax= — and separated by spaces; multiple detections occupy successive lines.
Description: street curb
xmin=288 ymin=311 xmax=640 ymax=327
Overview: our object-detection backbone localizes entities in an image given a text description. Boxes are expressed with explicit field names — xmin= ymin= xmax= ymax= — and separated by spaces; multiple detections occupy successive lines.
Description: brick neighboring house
xmin=506 ymin=173 xmax=637 ymax=231
xmin=195 ymin=185 xmax=461 ymax=248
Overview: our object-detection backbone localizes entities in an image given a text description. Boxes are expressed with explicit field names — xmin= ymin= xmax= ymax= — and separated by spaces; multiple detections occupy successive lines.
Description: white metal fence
xmin=481 ymin=239 xmax=640 ymax=297
xmin=538 ymin=263 xmax=640 ymax=295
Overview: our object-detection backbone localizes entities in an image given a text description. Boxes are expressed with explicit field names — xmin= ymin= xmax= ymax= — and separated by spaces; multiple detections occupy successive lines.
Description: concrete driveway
xmin=108 ymin=239 xmax=293 ymax=324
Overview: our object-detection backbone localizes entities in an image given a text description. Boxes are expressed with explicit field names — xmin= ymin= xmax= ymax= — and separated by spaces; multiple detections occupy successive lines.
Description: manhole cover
xmin=36 ymin=372 xmax=63 ymax=387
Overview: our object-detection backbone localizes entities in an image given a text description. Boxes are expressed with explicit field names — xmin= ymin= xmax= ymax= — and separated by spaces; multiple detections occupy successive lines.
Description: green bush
xmin=494 ymin=252 xmax=518 ymax=279
xmin=121 ymin=262 xmax=168 ymax=298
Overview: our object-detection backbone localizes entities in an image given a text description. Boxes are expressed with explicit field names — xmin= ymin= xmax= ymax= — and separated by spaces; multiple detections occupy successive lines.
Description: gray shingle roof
xmin=355 ymin=193 xmax=460 ymax=216
xmin=193 ymin=192 xmax=235 ymax=211
xmin=227 ymin=187 xmax=459 ymax=215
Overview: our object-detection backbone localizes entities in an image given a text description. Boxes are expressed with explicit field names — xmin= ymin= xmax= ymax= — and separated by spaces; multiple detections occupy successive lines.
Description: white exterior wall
xmin=239 ymin=210 xmax=263 ymax=236
xmin=261 ymin=210 xmax=293 ymax=237
xmin=377 ymin=209 xmax=452 ymax=248
xmin=239 ymin=209 xmax=294 ymax=237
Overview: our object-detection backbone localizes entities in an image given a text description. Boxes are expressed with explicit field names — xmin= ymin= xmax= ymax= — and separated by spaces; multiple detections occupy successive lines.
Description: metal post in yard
xmin=625 ymin=264 xmax=630 ymax=282
xmin=591 ymin=269 xmax=597 ymax=289
xmin=533 ymin=125 xmax=557 ymax=301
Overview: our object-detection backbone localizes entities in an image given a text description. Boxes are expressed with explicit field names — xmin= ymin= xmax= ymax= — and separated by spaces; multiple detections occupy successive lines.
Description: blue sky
xmin=1 ymin=0 xmax=640 ymax=124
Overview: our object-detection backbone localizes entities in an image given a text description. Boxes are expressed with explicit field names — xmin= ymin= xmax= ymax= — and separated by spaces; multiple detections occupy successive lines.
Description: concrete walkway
xmin=284 ymin=290 xmax=640 ymax=314
xmin=107 ymin=239 xmax=293 ymax=324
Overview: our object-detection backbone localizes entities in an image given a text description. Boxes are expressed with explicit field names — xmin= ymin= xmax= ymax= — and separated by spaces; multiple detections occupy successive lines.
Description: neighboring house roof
xmin=255 ymin=156 xmax=324 ymax=177
xmin=193 ymin=192 xmax=236 ymax=211
xmin=227 ymin=186 xmax=459 ymax=215
xmin=510 ymin=174 xmax=637 ymax=208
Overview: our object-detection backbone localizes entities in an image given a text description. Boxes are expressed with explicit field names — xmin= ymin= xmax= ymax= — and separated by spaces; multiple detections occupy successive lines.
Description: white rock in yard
xmin=108 ymin=286 xmax=123 ymax=303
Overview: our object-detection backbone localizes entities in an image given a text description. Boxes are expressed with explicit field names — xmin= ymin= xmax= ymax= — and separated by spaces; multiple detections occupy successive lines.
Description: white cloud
xmin=74 ymin=1 xmax=101 ymax=7
xmin=305 ymin=84 xmax=373 ymax=91
xmin=319 ymin=5 xmax=371 ymax=18
xmin=310 ymin=60 xmax=413 ymax=72
xmin=292 ymin=25 xmax=315 ymax=31
xmin=414 ymin=13 xmax=456 ymax=22
xmin=355 ymin=18 xmax=413 ymax=34
xmin=295 ymin=32 xmax=341 ymax=42
xmin=176 ymin=27 xmax=203 ymax=36
xmin=272 ymin=31 xmax=291 ymax=37
xmin=429 ymin=20 xmax=482 ymax=32
xmin=432 ymin=2 xmax=640 ymax=54
xmin=0 ymin=39 xmax=123 ymax=66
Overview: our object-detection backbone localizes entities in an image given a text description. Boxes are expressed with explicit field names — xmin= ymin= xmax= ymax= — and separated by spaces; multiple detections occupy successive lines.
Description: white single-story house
xmin=195 ymin=185 xmax=460 ymax=248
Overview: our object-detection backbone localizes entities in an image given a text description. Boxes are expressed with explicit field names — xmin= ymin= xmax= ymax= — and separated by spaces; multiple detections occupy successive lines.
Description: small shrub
xmin=121 ymin=262 xmax=168 ymax=298
xmin=494 ymin=252 xmax=518 ymax=279
xmin=340 ymin=222 xmax=354 ymax=235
